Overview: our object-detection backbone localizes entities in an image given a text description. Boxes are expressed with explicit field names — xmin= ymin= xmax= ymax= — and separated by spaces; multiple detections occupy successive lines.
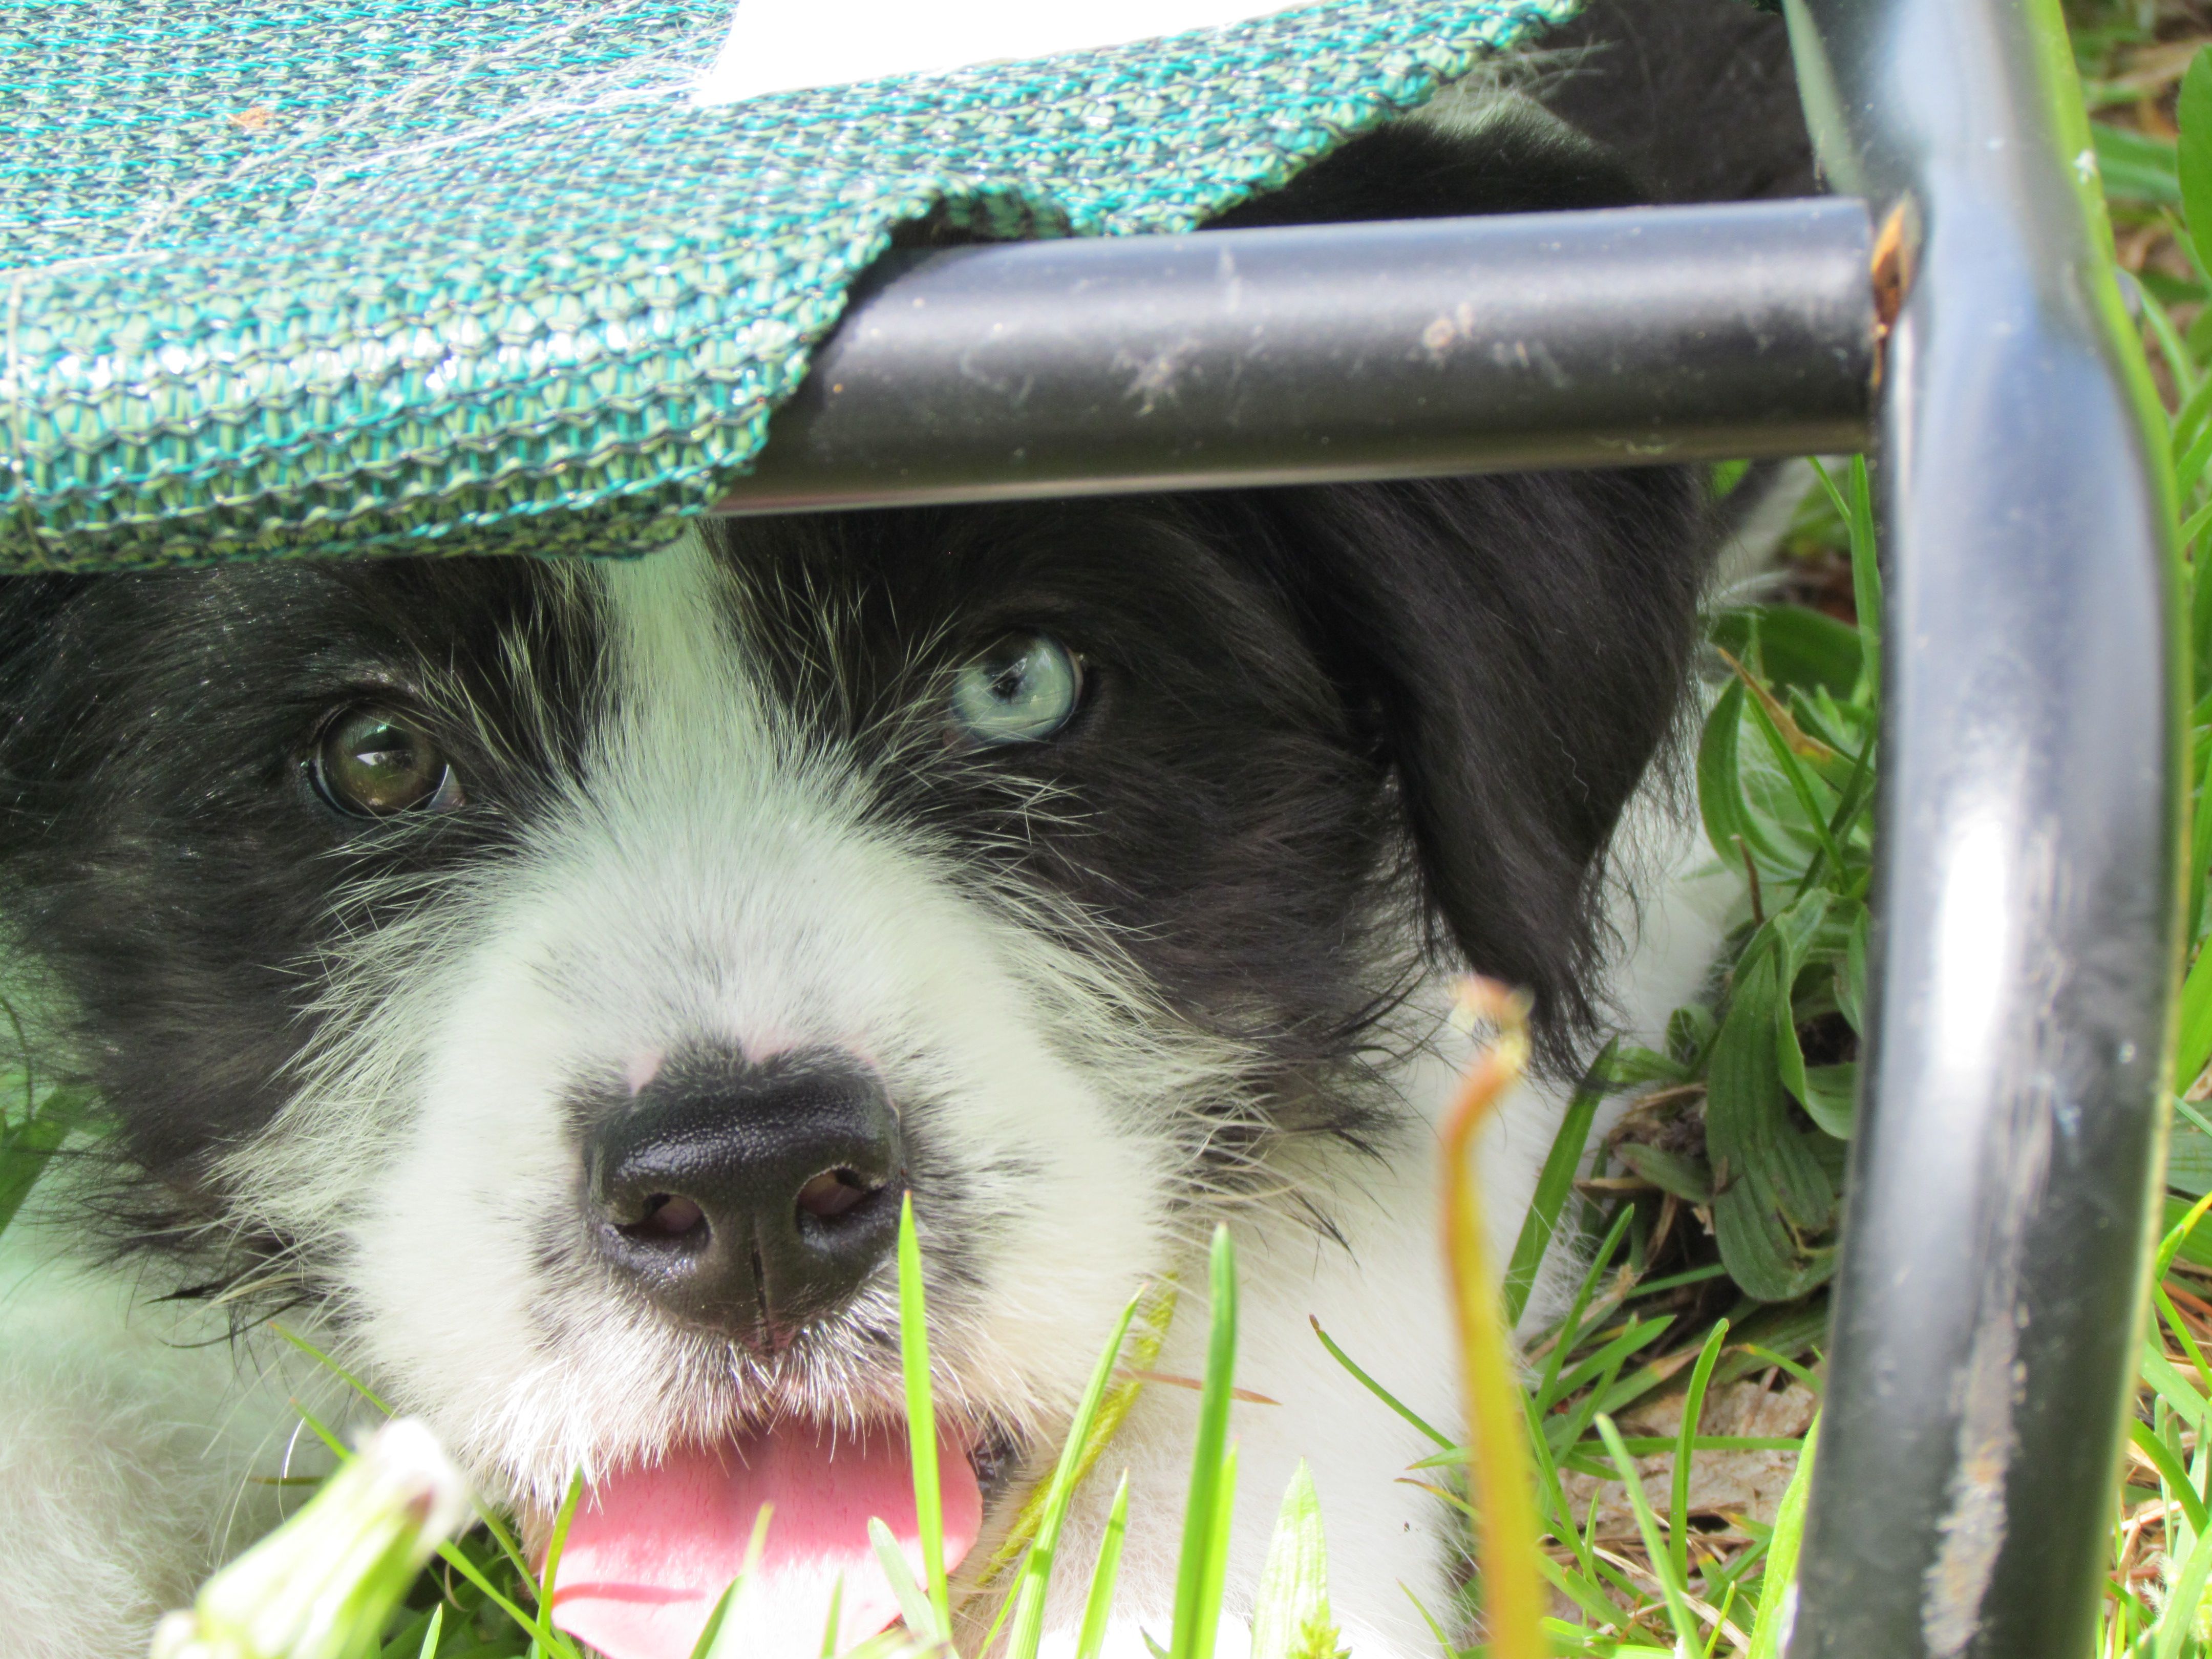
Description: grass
xmin=16 ymin=4 xmax=2212 ymax=1654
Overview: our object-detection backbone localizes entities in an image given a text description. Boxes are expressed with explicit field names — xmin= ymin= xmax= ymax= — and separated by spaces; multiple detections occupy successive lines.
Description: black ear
xmin=1200 ymin=93 xmax=1714 ymax=1064
xmin=1212 ymin=473 xmax=1706 ymax=1065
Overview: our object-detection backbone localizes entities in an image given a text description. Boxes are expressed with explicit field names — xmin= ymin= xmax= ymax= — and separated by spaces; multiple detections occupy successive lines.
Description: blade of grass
xmin=2155 ymin=1509 xmax=2212 ymax=1659
xmin=534 ymin=1470 xmax=584 ymax=1651
xmin=1007 ymin=1289 xmax=1145 ymax=1659
xmin=1074 ymin=1472 xmax=1132 ymax=1659
xmin=1171 ymin=1225 xmax=1240 ymax=1659
xmin=1593 ymin=1414 xmax=1703 ymax=1656
xmin=1308 ymin=1317 xmax=1453 ymax=1450
xmin=688 ymin=1581 xmax=743 ymax=1659
xmin=897 ymin=1194 xmax=951 ymax=1633
xmin=1502 ymin=1041 xmax=1615 ymax=1328
xmin=871 ymin=1516 xmax=947 ymax=1648
xmin=820 ymin=1577 xmax=845 ymax=1659
xmin=1534 ymin=1208 xmax=1637 ymax=1405
xmin=415 ymin=1604 xmax=444 ymax=1659
xmin=1669 ymin=1321 xmax=1731 ymax=1589
xmin=2130 ymin=1419 xmax=2211 ymax=1535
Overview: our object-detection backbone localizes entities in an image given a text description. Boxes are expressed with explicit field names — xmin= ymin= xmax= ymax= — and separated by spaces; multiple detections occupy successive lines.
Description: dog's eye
xmin=311 ymin=707 xmax=462 ymax=817
xmin=948 ymin=633 xmax=1082 ymax=747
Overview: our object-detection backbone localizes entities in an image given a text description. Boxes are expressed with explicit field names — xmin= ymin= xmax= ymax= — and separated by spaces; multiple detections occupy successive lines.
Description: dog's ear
xmin=1212 ymin=473 xmax=1705 ymax=1063
xmin=1204 ymin=104 xmax=1711 ymax=1061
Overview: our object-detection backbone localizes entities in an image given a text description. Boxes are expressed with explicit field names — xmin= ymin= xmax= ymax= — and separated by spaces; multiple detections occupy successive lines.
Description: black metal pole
xmin=1784 ymin=2 xmax=2179 ymax=1656
xmin=709 ymin=198 xmax=1873 ymax=513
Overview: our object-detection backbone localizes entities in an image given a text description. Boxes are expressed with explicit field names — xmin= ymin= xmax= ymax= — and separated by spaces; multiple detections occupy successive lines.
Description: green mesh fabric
xmin=0 ymin=0 xmax=1578 ymax=570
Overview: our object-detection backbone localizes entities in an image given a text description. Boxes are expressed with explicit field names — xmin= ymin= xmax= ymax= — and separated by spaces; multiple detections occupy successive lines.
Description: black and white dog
xmin=0 ymin=11 xmax=1806 ymax=1656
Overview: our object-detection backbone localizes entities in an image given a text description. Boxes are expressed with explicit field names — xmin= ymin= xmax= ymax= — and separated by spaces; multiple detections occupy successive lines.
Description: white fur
xmin=0 ymin=530 xmax=1732 ymax=1658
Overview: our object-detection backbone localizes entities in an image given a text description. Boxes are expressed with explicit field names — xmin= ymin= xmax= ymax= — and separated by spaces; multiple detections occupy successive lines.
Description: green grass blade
xmin=697 ymin=1502 xmax=776 ymax=1658
xmin=2155 ymin=1506 xmax=2212 ymax=1659
xmin=1171 ymin=1226 xmax=1240 ymax=1659
xmin=819 ymin=1577 xmax=845 ymax=1659
xmin=1501 ymin=1041 xmax=1614 ymax=1329
xmin=535 ymin=1470 xmax=584 ymax=1648
xmin=1593 ymin=1414 xmax=1703 ymax=1655
xmin=1074 ymin=1472 xmax=1132 ymax=1659
xmin=896 ymin=1194 xmax=951 ymax=1631
xmin=1306 ymin=1317 xmax=1453 ymax=1450
xmin=1008 ymin=1289 xmax=1145 ymax=1659
xmin=1535 ymin=1208 xmax=1636 ymax=1406
xmin=268 ymin=1322 xmax=396 ymax=1417
xmin=870 ymin=1516 xmax=946 ymax=1648
xmin=1669 ymin=1321 xmax=1730 ymax=1588
xmin=2131 ymin=1418 xmax=2211 ymax=1535
xmin=1193 ymin=1442 xmax=1240 ymax=1659
xmin=414 ymin=1604 xmax=444 ymax=1659
xmin=688 ymin=1580 xmax=744 ymax=1659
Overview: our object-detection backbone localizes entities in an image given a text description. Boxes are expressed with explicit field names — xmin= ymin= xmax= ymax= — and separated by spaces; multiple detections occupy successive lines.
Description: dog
xmin=0 ymin=9 xmax=1804 ymax=1654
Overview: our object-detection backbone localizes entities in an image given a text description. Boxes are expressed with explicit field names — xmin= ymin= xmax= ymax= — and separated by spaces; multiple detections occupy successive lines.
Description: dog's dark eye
xmin=311 ymin=707 xmax=462 ymax=817
xmin=948 ymin=633 xmax=1082 ymax=748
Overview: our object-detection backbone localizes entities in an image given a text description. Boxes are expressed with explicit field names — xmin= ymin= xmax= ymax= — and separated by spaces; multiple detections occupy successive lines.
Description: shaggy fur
xmin=0 ymin=13 xmax=1803 ymax=1652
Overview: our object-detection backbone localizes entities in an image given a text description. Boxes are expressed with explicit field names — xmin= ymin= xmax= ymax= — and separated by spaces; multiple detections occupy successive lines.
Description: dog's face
xmin=0 ymin=476 xmax=1699 ymax=1501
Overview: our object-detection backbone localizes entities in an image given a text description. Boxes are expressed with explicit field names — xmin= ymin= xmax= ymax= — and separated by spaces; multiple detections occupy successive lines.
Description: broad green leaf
xmin=2176 ymin=1121 xmax=2212 ymax=1199
xmin=1613 ymin=1141 xmax=1713 ymax=1204
xmin=0 ymin=1114 xmax=67 ymax=1240
xmin=2095 ymin=120 xmax=2182 ymax=207
xmin=1837 ymin=906 xmax=1870 ymax=1035
xmin=1666 ymin=1004 xmax=1718 ymax=1070
xmin=1706 ymin=950 xmax=1837 ymax=1301
xmin=1798 ymin=1064 xmax=1858 ymax=1140
xmin=1604 ymin=1043 xmax=1690 ymax=1089
xmin=1771 ymin=891 xmax=1835 ymax=1114
xmin=1710 ymin=606 xmax=1862 ymax=700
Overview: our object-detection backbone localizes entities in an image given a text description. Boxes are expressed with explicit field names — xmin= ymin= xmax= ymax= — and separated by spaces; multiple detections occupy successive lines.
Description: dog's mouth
xmin=547 ymin=1416 xmax=1020 ymax=1659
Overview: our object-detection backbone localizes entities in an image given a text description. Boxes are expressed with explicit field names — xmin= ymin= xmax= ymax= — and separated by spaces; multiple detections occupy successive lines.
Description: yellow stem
xmin=1440 ymin=978 xmax=1545 ymax=1659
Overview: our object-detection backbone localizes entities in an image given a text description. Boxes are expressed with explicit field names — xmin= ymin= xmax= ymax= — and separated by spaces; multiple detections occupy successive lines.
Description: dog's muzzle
xmin=584 ymin=1047 xmax=906 ymax=1348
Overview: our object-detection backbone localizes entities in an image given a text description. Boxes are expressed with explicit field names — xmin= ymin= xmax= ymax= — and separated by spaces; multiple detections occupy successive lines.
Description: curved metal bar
xmin=1784 ymin=2 xmax=2179 ymax=1655
xmin=709 ymin=198 xmax=1873 ymax=513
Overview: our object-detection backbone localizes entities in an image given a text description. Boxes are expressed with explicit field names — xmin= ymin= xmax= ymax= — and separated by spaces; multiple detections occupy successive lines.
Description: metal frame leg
xmin=1783 ymin=2 xmax=2180 ymax=1654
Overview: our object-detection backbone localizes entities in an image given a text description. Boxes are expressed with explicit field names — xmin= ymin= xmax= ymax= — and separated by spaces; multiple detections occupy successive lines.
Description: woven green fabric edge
xmin=0 ymin=0 xmax=1581 ymax=570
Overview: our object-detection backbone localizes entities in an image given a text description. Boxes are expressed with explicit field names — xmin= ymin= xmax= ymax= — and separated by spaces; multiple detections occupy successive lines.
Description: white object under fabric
xmin=694 ymin=0 xmax=1312 ymax=105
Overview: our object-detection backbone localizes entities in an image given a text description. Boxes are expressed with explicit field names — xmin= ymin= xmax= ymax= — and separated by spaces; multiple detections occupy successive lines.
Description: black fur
xmin=0 ymin=38 xmax=1779 ymax=1281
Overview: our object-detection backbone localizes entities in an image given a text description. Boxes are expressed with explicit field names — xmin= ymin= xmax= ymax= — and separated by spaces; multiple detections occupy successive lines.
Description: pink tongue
xmin=551 ymin=1424 xmax=983 ymax=1659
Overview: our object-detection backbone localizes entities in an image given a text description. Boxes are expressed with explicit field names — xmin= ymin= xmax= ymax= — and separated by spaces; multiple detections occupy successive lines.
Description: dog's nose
xmin=584 ymin=1049 xmax=905 ymax=1346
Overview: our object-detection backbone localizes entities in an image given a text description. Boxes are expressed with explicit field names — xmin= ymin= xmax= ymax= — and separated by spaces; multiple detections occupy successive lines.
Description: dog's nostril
xmin=795 ymin=1168 xmax=875 ymax=1221
xmin=584 ymin=1048 xmax=906 ymax=1345
xmin=626 ymin=1194 xmax=707 ymax=1241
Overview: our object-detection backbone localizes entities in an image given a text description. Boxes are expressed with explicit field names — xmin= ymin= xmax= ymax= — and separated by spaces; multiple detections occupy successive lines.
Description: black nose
xmin=584 ymin=1049 xmax=905 ymax=1347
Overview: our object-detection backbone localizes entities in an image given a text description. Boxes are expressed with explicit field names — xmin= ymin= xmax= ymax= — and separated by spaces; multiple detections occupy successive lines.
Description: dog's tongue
xmin=550 ymin=1423 xmax=982 ymax=1659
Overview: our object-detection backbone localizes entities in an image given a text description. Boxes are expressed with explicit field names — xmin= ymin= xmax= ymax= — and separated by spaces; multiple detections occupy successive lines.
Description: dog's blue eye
xmin=948 ymin=634 xmax=1081 ymax=747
